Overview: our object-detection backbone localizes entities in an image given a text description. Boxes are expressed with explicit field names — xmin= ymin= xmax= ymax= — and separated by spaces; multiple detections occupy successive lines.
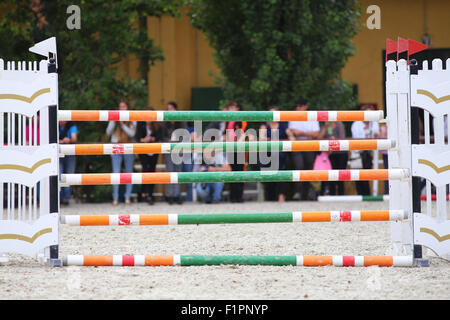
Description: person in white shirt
xmin=287 ymin=99 xmax=326 ymax=200
xmin=350 ymin=104 xmax=380 ymax=196
xmin=350 ymin=120 xmax=379 ymax=139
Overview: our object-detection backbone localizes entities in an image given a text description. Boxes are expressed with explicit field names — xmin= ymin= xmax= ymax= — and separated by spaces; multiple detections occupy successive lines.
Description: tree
xmin=189 ymin=0 xmax=361 ymax=110
xmin=0 ymin=0 xmax=181 ymax=202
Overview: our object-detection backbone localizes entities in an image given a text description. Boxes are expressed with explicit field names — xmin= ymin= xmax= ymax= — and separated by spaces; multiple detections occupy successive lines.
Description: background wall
xmin=119 ymin=8 xmax=221 ymax=110
xmin=121 ymin=0 xmax=450 ymax=111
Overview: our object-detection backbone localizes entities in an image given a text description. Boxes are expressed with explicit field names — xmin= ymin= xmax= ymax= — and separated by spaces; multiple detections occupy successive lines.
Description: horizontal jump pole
xmin=58 ymin=110 xmax=384 ymax=122
xmin=63 ymin=254 xmax=413 ymax=267
xmin=60 ymin=169 xmax=409 ymax=186
xmin=60 ymin=210 xmax=407 ymax=226
xmin=60 ymin=139 xmax=395 ymax=155
xmin=318 ymin=194 xmax=450 ymax=202
xmin=318 ymin=195 xmax=390 ymax=202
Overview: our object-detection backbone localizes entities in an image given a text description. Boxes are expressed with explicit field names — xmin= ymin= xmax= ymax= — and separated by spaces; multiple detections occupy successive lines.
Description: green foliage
xmin=189 ymin=0 xmax=361 ymax=110
xmin=0 ymin=0 xmax=181 ymax=202
xmin=1 ymin=0 xmax=182 ymax=111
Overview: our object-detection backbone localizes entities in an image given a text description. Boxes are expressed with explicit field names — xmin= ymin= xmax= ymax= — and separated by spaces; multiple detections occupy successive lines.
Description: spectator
xmin=182 ymin=122 xmax=195 ymax=202
xmin=258 ymin=106 xmax=289 ymax=202
xmin=194 ymin=105 xmax=228 ymax=202
xmin=205 ymin=104 xmax=228 ymax=140
xmin=136 ymin=107 xmax=162 ymax=205
xmin=162 ymin=101 xmax=187 ymax=205
xmin=321 ymin=121 xmax=348 ymax=196
xmin=287 ymin=99 xmax=323 ymax=201
xmin=59 ymin=120 xmax=78 ymax=205
xmin=350 ymin=104 xmax=380 ymax=196
xmin=106 ymin=100 xmax=136 ymax=205
xmin=194 ymin=150 xmax=231 ymax=204
xmin=224 ymin=101 xmax=247 ymax=203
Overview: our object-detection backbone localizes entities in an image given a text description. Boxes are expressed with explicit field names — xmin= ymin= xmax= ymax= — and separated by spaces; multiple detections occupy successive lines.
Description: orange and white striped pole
xmin=59 ymin=139 xmax=395 ymax=155
xmin=60 ymin=169 xmax=409 ymax=186
xmin=61 ymin=210 xmax=407 ymax=226
xmin=63 ymin=254 xmax=413 ymax=267
xmin=58 ymin=110 xmax=384 ymax=122
xmin=59 ymin=143 xmax=169 ymax=155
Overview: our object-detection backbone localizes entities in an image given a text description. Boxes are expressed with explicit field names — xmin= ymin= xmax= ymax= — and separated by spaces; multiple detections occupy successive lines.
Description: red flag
xmin=397 ymin=37 xmax=409 ymax=61
xmin=386 ymin=38 xmax=397 ymax=61
xmin=408 ymin=39 xmax=428 ymax=56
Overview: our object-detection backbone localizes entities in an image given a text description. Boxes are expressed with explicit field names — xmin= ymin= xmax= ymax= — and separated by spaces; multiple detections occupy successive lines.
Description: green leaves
xmin=1 ymin=0 xmax=182 ymax=113
xmin=0 ymin=0 xmax=182 ymax=202
xmin=189 ymin=0 xmax=361 ymax=110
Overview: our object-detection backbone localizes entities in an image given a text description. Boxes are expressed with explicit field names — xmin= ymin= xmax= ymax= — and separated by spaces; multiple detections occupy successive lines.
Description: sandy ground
xmin=1 ymin=200 xmax=449 ymax=300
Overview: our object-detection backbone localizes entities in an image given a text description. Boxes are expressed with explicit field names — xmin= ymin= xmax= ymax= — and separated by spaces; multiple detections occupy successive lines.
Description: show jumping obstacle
xmin=1 ymin=37 xmax=449 ymax=267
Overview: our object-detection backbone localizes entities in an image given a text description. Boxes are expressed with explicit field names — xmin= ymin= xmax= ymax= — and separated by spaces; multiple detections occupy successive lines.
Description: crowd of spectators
xmin=60 ymin=99 xmax=387 ymax=205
